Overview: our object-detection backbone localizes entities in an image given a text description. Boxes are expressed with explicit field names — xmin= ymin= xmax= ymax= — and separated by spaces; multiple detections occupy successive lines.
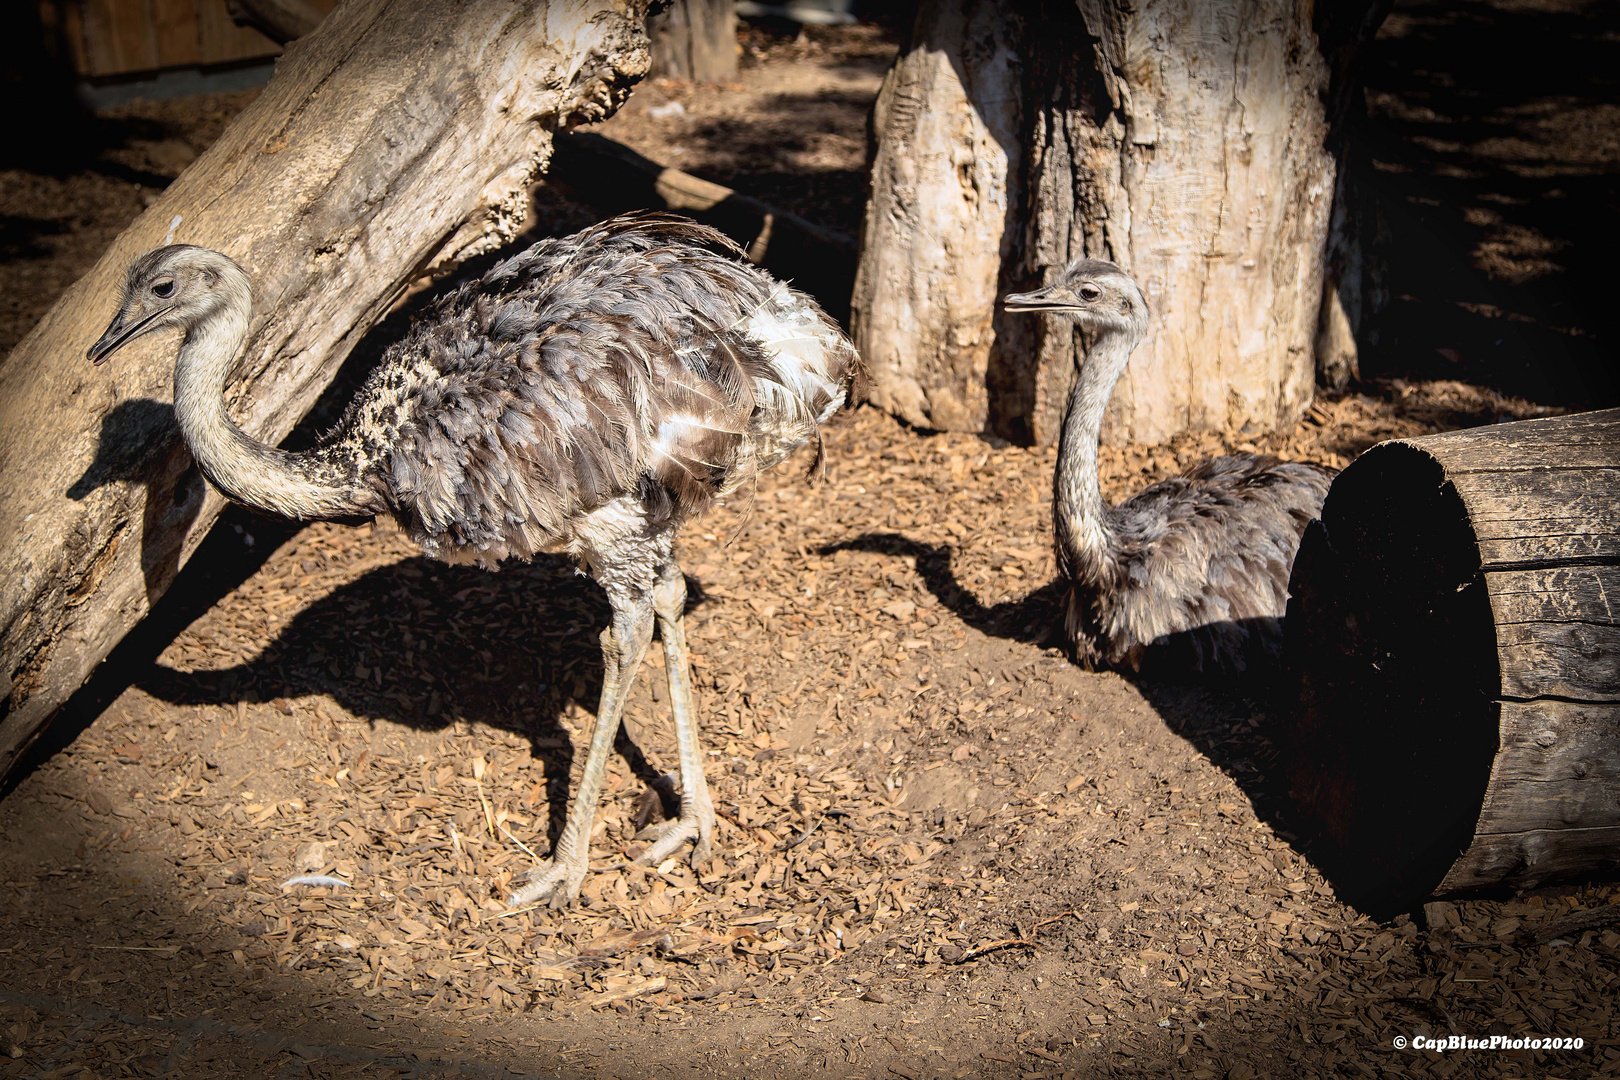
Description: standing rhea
xmin=1002 ymin=259 xmax=1334 ymax=675
xmin=88 ymin=213 xmax=856 ymax=905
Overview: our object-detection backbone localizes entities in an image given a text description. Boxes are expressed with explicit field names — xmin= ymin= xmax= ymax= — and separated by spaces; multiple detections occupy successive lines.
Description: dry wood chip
xmin=7 ymin=344 xmax=1590 ymax=1080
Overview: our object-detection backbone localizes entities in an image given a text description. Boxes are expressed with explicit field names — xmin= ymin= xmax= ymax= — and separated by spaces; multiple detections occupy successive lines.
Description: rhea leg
xmin=633 ymin=560 xmax=716 ymax=866
xmin=510 ymin=591 xmax=654 ymax=907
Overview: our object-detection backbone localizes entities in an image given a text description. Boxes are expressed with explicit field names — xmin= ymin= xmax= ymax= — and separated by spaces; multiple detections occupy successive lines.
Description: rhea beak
xmin=87 ymin=305 xmax=171 ymax=366
xmin=1001 ymin=285 xmax=1080 ymax=313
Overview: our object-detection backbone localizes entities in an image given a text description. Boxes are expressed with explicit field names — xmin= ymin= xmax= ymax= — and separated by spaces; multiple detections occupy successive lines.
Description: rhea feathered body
xmin=334 ymin=216 xmax=849 ymax=571
xmin=89 ymin=213 xmax=855 ymax=906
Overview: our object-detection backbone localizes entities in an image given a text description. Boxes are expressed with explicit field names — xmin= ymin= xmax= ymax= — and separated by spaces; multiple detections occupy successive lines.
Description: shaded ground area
xmin=1353 ymin=0 xmax=1620 ymax=406
xmin=2 ymin=6 xmax=1618 ymax=1080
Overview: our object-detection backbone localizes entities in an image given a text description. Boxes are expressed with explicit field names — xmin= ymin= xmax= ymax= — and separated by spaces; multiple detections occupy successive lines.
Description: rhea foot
xmin=632 ymin=798 xmax=715 ymax=869
xmin=509 ymin=846 xmax=589 ymax=908
xmin=509 ymin=605 xmax=653 ymax=910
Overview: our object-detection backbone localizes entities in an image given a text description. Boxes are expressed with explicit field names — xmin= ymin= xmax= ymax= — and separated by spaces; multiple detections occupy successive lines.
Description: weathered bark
xmin=0 ymin=0 xmax=651 ymax=783
xmin=1283 ymin=408 xmax=1620 ymax=915
xmin=648 ymin=0 xmax=736 ymax=82
xmin=854 ymin=0 xmax=1384 ymax=446
xmin=548 ymin=131 xmax=855 ymax=319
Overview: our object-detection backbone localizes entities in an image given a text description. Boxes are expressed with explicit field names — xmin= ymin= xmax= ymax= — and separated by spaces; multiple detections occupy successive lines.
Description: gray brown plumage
xmin=89 ymin=213 xmax=857 ymax=905
xmin=1003 ymin=259 xmax=1334 ymax=675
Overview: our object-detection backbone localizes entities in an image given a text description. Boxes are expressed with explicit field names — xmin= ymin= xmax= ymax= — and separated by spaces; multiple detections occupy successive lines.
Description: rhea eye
xmin=1078 ymin=284 xmax=1102 ymax=301
xmin=153 ymin=280 xmax=175 ymax=298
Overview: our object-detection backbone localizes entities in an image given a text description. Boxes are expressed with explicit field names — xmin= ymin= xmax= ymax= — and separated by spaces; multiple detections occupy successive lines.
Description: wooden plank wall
xmin=45 ymin=0 xmax=337 ymax=79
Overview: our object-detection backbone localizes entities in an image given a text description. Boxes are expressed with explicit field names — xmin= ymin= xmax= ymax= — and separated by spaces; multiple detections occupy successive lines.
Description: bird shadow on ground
xmin=66 ymin=398 xmax=210 ymax=602
xmin=823 ymin=531 xmax=1336 ymax=900
xmin=817 ymin=532 xmax=1067 ymax=647
xmin=130 ymin=551 xmax=706 ymax=847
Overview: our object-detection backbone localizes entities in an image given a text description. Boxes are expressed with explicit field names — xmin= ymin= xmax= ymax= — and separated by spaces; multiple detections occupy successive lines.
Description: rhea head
xmin=1002 ymin=258 xmax=1149 ymax=340
xmin=87 ymin=245 xmax=249 ymax=366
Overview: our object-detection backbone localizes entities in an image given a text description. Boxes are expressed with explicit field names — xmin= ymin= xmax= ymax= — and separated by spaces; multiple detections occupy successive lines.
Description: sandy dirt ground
xmin=2 ymin=6 xmax=1617 ymax=1080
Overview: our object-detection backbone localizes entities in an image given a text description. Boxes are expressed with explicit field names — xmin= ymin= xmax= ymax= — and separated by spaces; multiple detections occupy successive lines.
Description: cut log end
xmin=1284 ymin=409 xmax=1620 ymax=915
xmin=1284 ymin=442 xmax=1500 ymax=915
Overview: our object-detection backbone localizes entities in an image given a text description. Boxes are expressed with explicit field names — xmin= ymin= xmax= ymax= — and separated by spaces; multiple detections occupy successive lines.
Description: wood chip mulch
xmin=5 ymin=383 xmax=1615 ymax=1079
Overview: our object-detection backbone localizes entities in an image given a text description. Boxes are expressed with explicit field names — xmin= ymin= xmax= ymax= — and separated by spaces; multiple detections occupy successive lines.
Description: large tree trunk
xmin=853 ymin=0 xmax=1384 ymax=446
xmin=648 ymin=0 xmax=736 ymax=82
xmin=847 ymin=0 xmax=1021 ymax=433
xmin=0 ymin=0 xmax=650 ymax=783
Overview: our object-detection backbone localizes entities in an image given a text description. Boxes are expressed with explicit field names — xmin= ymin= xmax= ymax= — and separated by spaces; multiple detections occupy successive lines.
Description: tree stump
xmin=1283 ymin=408 xmax=1620 ymax=914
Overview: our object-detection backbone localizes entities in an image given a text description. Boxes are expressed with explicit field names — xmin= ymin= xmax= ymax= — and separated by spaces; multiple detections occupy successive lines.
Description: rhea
xmin=1003 ymin=260 xmax=1334 ymax=675
xmin=89 ymin=214 xmax=856 ymax=905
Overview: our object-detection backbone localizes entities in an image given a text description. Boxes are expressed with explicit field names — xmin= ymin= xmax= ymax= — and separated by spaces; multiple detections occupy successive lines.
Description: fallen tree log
xmin=0 ymin=0 xmax=651 ymax=785
xmin=546 ymin=131 xmax=856 ymax=319
xmin=1283 ymin=408 xmax=1620 ymax=914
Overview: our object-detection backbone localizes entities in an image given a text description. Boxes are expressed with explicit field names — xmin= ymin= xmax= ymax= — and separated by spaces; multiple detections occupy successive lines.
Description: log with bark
xmin=1283 ymin=408 xmax=1620 ymax=915
xmin=851 ymin=0 xmax=1387 ymax=446
xmin=0 ymin=0 xmax=652 ymax=785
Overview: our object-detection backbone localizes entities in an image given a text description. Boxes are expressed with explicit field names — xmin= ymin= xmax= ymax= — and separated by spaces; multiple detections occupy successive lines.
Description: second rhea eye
xmin=153 ymin=280 xmax=175 ymax=298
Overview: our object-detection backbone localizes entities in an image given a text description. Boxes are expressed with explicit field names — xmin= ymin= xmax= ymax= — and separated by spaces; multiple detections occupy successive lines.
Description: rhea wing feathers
xmin=1102 ymin=454 xmax=1336 ymax=673
xmin=321 ymin=213 xmax=854 ymax=568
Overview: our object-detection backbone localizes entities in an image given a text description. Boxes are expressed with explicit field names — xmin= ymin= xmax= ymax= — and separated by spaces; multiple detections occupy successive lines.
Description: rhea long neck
xmin=171 ymin=269 xmax=370 ymax=521
xmin=1052 ymin=321 xmax=1138 ymax=580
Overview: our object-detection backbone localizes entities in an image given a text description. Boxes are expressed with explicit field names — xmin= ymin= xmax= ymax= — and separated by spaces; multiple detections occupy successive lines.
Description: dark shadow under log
xmin=1283 ymin=408 xmax=1620 ymax=916
xmin=546 ymin=132 xmax=856 ymax=322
